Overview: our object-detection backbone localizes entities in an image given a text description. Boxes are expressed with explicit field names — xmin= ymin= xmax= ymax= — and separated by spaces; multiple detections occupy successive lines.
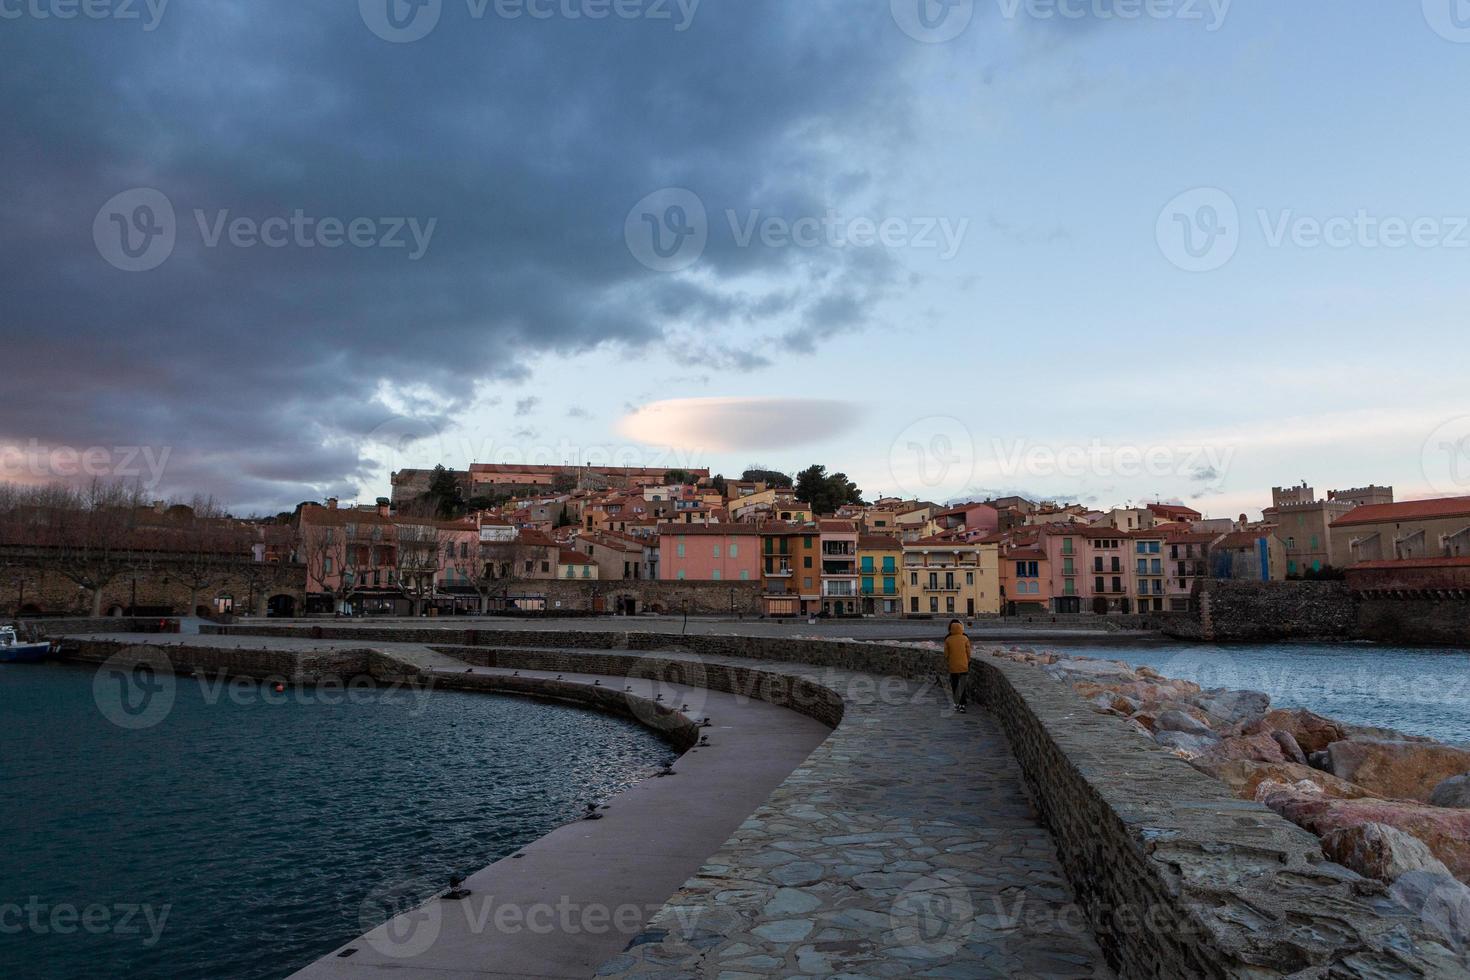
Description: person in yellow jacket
xmin=944 ymin=620 xmax=972 ymax=713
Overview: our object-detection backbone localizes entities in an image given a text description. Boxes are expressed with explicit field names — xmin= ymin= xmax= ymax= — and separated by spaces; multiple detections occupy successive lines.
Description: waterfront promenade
xmin=56 ymin=621 xmax=1464 ymax=978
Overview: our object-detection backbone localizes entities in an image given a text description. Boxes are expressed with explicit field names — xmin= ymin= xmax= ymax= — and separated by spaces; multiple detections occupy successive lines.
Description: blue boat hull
xmin=1 ymin=643 xmax=50 ymax=664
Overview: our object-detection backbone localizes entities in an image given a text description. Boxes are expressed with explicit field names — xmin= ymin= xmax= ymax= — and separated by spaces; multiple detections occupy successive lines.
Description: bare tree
xmin=47 ymin=480 xmax=145 ymax=617
xmin=395 ymin=520 xmax=447 ymax=617
xmin=300 ymin=522 xmax=366 ymax=615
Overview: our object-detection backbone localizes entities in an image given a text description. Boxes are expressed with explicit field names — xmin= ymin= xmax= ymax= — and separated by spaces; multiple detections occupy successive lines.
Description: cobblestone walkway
xmin=591 ymin=661 xmax=1111 ymax=979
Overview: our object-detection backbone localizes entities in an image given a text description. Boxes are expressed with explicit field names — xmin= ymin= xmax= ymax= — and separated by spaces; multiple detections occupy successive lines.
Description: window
xmin=740 ymin=570 xmax=749 ymax=581
xmin=1137 ymin=559 xmax=1148 ymax=574
xmin=729 ymin=543 xmax=739 ymax=558
xmin=804 ymin=556 xmax=813 ymax=569
xmin=712 ymin=544 xmax=721 ymax=559
xmin=803 ymin=536 xmax=813 ymax=548
xmin=677 ymin=570 xmax=687 ymax=580
xmin=677 ymin=540 xmax=687 ymax=557
xmin=712 ymin=569 xmax=721 ymax=580
xmin=911 ymin=572 xmax=918 ymax=586
xmin=966 ymin=572 xmax=973 ymax=585
xmin=911 ymin=597 xmax=919 ymax=612
xmin=929 ymin=597 xmax=938 ymax=613
xmin=325 ymin=557 xmax=334 ymax=575
xmin=1095 ymin=576 xmax=1104 ymax=593
xmin=946 ymin=597 xmax=955 ymax=613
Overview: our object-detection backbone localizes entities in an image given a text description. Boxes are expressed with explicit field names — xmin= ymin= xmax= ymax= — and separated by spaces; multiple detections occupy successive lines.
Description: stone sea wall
xmin=63 ymin=637 xmax=373 ymax=682
xmin=1164 ymin=580 xmax=1470 ymax=646
xmin=1358 ymin=596 xmax=1470 ymax=646
xmin=971 ymin=656 xmax=1460 ymax=977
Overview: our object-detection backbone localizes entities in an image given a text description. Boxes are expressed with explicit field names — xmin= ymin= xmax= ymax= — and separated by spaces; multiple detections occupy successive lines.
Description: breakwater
xmin=55 ymin=625 xmax=1468 ymax=977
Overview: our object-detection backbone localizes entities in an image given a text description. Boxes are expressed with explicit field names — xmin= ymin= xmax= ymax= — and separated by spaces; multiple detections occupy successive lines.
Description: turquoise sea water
xmin=0 ymin=663 xmax=676 ymax=979
xmin=1037 ymin=641 xmax=1470 ymax=745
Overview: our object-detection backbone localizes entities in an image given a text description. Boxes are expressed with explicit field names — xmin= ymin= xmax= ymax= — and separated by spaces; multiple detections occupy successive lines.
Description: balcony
xmin=765 ymin=565 xmax=794 ymax=577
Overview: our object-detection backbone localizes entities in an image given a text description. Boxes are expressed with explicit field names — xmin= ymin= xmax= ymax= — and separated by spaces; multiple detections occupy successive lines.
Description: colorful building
xmin=857 ymin=534 xmax=903 ymax=616
xmin=658 ymin=524 xmax=759 ymax=583
xmin=901 ymin=535 xmax=996 ymax=618
xmin=818 ymin=520 xmax=861 ymax=616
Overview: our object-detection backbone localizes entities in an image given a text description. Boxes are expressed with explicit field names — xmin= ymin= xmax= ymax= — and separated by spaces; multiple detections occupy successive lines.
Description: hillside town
xmin=2 ymin=465 xmax=1467 ymax=622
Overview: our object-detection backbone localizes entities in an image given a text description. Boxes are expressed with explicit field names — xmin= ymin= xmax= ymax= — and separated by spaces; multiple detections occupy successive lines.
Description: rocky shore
xmin=983 ymin=644 xmax=1470 ymax=950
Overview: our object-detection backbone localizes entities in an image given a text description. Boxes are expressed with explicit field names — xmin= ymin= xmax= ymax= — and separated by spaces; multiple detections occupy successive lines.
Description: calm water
xmin=1038 ymin=641 xmax=1470 ymax=745
xmin=0 ymin=663 xmax=676 ymax=979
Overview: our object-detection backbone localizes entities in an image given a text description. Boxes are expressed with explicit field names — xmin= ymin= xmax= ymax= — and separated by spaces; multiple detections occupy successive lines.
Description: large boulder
xmin=1264 ymin=795 xmax=1470 ymax=882
xmin=1271 ymin=730 xmax=1308 ymax=766
xmin=1193 ymin=732 xmax=1288 ymax=766
xmin=1326 ymin=740 xmax=1470 ymax=803
xmin=1389 ymin=871 xmax=1470 ymax=953
xmin=1318 ymin=822 xmax=1452 ymax=881
xmin=1154 ymin=731 xmax=1219 ymax=758
xmin=1190 ymin=688 xmax=1271 ymax=730
xmin=1155 ymin=708 xmax=1217 ymax=737
xmin=1430 ymin=774 xmax=1470 ymax=810
xmin=1194 ymin=759 xmax=1372 ymax=801
xmin=1247 ymin=708 xmax=1346 ymax=754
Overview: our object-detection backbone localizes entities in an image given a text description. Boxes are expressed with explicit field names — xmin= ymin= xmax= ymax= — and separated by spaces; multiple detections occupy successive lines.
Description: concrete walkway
xmin=289 ymin=661 xmax=832 ymax=979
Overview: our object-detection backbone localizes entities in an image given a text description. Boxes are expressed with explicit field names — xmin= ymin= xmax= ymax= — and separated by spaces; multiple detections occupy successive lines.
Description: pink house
xmin=658 ymin=524 xmax=760 ymax=583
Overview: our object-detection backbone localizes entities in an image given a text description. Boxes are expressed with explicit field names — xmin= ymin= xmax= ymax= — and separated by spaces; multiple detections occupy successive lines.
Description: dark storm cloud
xmin=0 ymin=1 xmax=935 ymax=512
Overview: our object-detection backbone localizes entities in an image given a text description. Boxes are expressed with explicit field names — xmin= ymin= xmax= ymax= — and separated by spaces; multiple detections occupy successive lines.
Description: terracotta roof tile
xmin=1331 ymin=496 xmax=1470 ymax=528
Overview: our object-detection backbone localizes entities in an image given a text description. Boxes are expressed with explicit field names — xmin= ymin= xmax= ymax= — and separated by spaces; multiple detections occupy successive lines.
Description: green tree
xmin=794 ymin=465 xmax=864 ymax=515
xmin=741 ymin=466 xmax=793 ymax=489
xmin=710 ymin=474 xmax=727 ymax=494
xmin=423 ymin=465 xmax=463 ymax=518
xmin=665 ymin=469 xmax=697 ymax=485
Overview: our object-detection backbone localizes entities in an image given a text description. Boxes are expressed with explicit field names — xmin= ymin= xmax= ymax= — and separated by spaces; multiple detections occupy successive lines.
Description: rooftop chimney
xmin=327 ymin=497 xmax=339 ymax=510
xmin=376 ymin=497 xmax=391 ymax=518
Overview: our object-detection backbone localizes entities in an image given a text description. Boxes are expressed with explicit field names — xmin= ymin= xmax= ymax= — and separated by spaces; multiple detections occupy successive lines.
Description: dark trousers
xmin=949 ymin=672 xmax=968 ymax=707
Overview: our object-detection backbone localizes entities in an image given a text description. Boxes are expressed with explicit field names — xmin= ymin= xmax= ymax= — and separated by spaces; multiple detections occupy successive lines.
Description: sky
xmin=2 ymin=0 xmax=1468 ymax=518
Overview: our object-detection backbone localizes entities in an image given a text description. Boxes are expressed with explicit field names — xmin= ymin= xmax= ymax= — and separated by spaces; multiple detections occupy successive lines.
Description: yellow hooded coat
xmin=944 ymin=622 xmax=971 ymax=673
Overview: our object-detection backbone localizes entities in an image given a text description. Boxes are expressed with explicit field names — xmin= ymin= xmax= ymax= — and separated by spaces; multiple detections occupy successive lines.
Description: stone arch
xmin=267 ymin=594 xmax=297 ymax=618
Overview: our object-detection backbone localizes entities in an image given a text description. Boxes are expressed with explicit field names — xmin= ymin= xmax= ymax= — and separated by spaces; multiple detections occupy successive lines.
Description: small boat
xmin=0 ymin=626 xmax=51 ymax=664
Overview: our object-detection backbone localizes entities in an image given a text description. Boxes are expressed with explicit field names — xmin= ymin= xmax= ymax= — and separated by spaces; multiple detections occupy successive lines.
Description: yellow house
xmin=730 ymin=488 xmax=812 ymax=523
xmin=556 ymin=550 xmax=600 ymax=580
xmin=901 ymin=535 xmax=1001 ymax=618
